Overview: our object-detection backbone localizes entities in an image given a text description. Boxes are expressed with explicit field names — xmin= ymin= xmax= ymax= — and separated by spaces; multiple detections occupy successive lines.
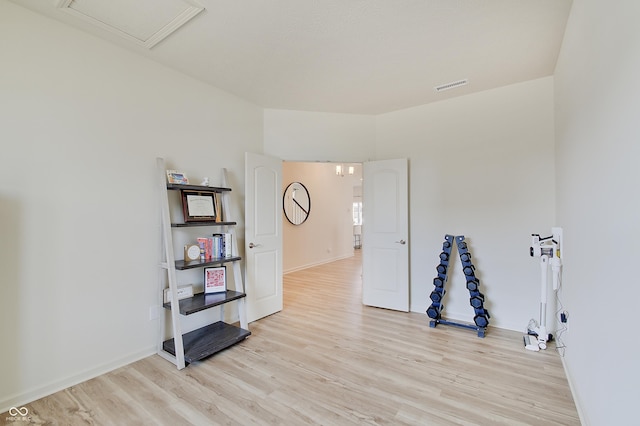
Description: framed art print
xmin=181 ymin=190 xmax=216 ymax=222
xmin=204 ymin=266 xmax=226 ymax=294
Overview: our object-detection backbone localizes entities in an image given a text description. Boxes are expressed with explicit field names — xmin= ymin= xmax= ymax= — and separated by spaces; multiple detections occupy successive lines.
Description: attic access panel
xmin=57 ymin=0 xmax=204 ymax=49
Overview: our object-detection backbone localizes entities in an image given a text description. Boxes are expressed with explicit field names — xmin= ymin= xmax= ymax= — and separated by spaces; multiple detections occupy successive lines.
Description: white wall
xmin=282 ymin=162 xmax=360 ymax=273
xmin=264 ymin=80 xmax=555 ymax=328
xmin=264 ymin=109 xmax=376 ymax=162
xmin=376 ymin=77 xmax=556 ymax=330
xmin=554 ymin=1 xmax=640 ymax=424
xmin=265 ymin=80 xmax=555 ymax=331
xmin=0 ymin=2 xmax=262 ymax=411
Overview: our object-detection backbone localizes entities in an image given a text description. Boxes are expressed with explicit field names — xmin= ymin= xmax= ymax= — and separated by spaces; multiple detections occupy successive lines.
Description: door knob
xmin=249 ymin=242 xmax=262 ymax=249
xmin=395 ymin=239 xmax=406 ymax=245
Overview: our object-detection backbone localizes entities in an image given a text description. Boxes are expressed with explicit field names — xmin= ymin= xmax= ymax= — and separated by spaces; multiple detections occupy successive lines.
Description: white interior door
xmin=245 ymin=152 xmax=283 ymax=322
xmin=362 ymin=158 xmax=409 ymax=311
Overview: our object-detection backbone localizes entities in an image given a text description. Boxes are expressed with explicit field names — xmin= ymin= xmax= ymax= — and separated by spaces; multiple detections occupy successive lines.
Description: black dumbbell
xmin=430 ymin=290 xmax=445 ymax=303
xmin=426 ymin=305 xmax=440 ymax=319
xmin=470 ymin=295 xmax=484 ymax=309
xmin=474 ymin=314 xmax=489 ymax=328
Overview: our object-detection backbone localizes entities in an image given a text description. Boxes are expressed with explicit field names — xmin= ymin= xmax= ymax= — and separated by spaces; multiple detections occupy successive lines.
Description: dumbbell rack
xmin=426 ymin=234 xmax=490 ymax=337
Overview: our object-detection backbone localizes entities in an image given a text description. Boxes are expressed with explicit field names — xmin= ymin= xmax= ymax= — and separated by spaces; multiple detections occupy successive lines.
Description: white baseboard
xmin=561 ymin=355 xmax=587 ymax=426
xmin=284 ymin=253 xmax=354 ymax=275
xmin=0 ymin=346 xmax=155 ymax=414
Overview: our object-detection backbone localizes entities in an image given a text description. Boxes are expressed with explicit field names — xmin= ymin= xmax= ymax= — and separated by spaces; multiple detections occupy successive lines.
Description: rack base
xmin=430 ymin=318 xmax=486 ymax=338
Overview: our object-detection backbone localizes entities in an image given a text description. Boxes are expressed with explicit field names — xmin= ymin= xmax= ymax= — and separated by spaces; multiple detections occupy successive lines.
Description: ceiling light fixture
xmin=335 ymin=164 xmax=355 ymax=177
xmin=434 ymin=79 xmax=469 ymax=92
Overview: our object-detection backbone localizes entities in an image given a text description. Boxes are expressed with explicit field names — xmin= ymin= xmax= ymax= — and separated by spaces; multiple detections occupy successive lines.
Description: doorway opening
xmin=282 ymin=161 xmax=362 ymax=275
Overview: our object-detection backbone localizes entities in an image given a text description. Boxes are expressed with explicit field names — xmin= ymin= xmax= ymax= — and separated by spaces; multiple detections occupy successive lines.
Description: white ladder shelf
xmin=156 ymin=157 xmax=249 ymax=369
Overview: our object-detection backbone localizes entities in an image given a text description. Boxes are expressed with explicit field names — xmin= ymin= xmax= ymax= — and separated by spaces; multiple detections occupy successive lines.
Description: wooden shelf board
xmin=171 ymin=221 xmax=236 ymax=227
xmin=167 ymin=183 xmax=231 ymax=192
xmin=163 ymin=290 xmax=246 ymax=315
xmin=175 ymin=256 xmax=241 ymax=270
xmin=162 ymin=322 xmax=250 ymax=363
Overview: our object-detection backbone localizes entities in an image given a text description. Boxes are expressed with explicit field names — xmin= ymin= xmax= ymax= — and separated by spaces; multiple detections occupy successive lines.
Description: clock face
xmin=283 ymin=182 xmax=311 ymax=225
xmin=186 ymin=244 xmax=201 ymax=260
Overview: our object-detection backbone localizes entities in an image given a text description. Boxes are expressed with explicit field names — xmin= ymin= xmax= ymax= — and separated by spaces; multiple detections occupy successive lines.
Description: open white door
xmin=245 ymin=153 xmax=283 ymax=322
xmin=362 ymin=158 xmax=409 ymax=312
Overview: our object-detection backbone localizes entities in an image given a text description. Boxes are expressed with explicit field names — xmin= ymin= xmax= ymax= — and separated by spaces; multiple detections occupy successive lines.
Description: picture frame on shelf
xmin=214 ymin=193 xmax=223 ymax=222
xmin=166 ymin=169 xmax=189 ymax=184
xmin=181 ymin=191 xmax=216 ymax=222
xmin=184 ymin=244 xmax=201 ymax=262
xmin=204 ymin=266 xmax=226 ymax=294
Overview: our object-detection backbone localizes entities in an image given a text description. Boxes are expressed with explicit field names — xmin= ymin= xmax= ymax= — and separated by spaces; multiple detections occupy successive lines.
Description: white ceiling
xmin=13 ymin=0 xmax=572 ymax=115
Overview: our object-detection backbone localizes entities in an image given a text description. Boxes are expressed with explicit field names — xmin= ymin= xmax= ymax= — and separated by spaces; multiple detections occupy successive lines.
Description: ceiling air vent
xmin=57 ymin=0 xmax=204 ymax=49
xmin=434 ymin=79 xmax=469 ymax=92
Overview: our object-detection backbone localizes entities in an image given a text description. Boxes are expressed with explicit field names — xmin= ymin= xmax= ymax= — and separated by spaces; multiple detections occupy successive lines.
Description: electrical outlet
xmin=560 ymin=311 xmax=568 ymax=323
xmin=149 ymin=306 xmax=159 ymax=320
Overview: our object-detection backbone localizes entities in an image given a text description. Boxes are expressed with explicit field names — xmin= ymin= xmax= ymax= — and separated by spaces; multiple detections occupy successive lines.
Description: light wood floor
xmin=6 ymin=252 xmax=580 ymax=425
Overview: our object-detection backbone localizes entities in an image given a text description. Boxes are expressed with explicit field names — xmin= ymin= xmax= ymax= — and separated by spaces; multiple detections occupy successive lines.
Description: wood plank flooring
xmin=4 ymin=252 xmax=580 ymax=425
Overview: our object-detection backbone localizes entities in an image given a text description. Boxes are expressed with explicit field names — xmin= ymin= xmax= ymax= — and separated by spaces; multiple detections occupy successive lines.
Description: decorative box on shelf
xmin=163 ymin=285 xmax=194 ymax=304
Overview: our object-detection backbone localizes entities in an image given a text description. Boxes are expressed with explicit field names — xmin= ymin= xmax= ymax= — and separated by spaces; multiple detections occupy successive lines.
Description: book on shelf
xmin=223 ymin=232 xmax=232 ymax=257
xmin=211 ymin=233 xmax=233 ymax=258
xmin=193 ymin=234 xmax=232 ymax=260
xmin=196 ymin=237 xmax=212 ymax=260
xmin=212 ymin=234 xmax=221 ymax=258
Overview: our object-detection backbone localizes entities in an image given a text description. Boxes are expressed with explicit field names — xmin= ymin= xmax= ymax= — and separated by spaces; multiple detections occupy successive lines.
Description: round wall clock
xmin=283 ymin=182 xmax=311 ymax=225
